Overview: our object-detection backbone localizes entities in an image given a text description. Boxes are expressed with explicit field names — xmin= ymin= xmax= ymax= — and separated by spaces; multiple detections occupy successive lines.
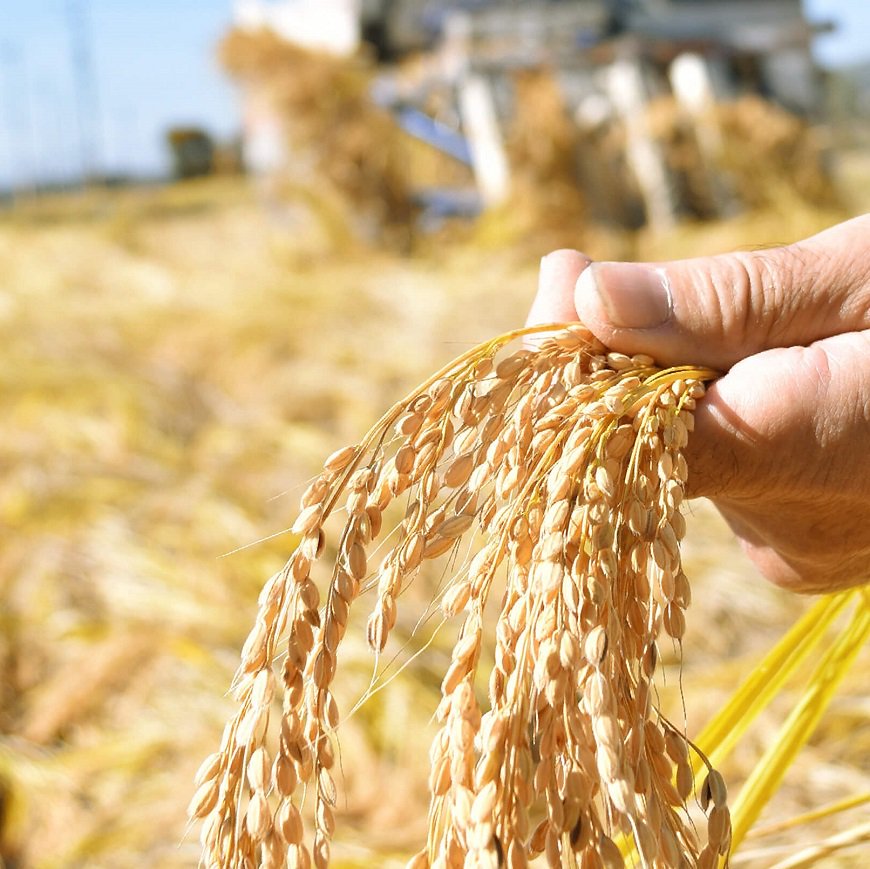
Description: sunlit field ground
xmin=1 ymin=171 xmax=868 ymax=867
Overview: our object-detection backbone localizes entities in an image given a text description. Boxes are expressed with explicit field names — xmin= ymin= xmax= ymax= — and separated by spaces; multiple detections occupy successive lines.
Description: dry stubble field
xmin=0 ymin=177 xmax=867 ymax=867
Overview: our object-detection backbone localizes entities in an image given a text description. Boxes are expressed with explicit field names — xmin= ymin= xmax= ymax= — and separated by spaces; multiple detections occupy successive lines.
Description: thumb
xmin=575 ymin=215 xmax=870 ymax=369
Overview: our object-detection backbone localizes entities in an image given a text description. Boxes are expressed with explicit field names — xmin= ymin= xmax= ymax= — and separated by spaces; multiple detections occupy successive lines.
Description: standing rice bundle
xmin=190 ymin=322 xmax=731 ymax=868
xmin=219 ymin=30 xmax=416 ymax=244
xmin=644 ymin=94 xmax=839 ymax=218
xmin=482 ymin=71 xmax=589 ymax=252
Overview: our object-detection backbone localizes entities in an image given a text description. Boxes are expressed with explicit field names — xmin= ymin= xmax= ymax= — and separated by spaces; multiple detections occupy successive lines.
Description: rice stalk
xmin=748 ymin=791 xmax=870 ymax=839
xmin=688 ymin=591 xmax=853 ymax=781
xmin=726 ymin=592 xmax=870 ymax=853
xmin=766 ymin=821 xmax=870 ymax=869
xmin=188 ymin=320 xmax=735 ymax=868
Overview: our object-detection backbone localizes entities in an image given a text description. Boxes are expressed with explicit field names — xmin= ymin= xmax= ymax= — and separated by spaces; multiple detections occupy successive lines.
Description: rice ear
xmin=192 ymin=322 xmax=728 ymax=866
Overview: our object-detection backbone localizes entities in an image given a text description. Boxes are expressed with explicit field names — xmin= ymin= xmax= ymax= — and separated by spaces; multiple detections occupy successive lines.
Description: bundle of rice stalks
xmin=477 ymin=72 xmax=590 ymax=252
xmin=220 ymin=30 xmax=416 ymax=245
xmin=190 ymin=322 xmax=734 ymax=868
xmin=714 ymin=96 xmax=838 ymax=211
xmin=645 ymin=95 xmax=839 ymax=218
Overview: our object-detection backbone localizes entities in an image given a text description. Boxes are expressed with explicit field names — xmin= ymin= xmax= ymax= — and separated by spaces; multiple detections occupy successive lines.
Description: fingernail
xmin=580 ymin=262 xmax=672 ymax=329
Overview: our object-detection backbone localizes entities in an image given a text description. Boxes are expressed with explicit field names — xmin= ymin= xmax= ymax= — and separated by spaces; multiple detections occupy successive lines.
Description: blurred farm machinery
xmin=227 ymin=0 xmax=836 ymax=240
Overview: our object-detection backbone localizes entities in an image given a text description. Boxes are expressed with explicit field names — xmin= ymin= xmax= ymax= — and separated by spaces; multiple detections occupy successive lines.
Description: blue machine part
xmin=393 ymin=107 xmax=473 ymax=166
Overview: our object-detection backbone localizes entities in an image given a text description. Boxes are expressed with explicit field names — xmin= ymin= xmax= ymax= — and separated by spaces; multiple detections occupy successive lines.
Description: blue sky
xmin=809 ymin=0 xmax=870 ymax=66
xmin=0 ymin=0 xmax=237 ymax=187
xmin=0 ymin=0 xmax=869 ymax=189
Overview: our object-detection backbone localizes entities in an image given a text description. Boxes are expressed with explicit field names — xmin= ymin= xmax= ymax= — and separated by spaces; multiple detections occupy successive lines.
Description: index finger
xmin=526 ymin=250 xmax=592 ymax=333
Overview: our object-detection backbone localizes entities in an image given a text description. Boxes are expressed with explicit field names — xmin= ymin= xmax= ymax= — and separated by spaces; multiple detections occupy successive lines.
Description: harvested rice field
xmin=0 ymin=177 xmax=868 ymax=867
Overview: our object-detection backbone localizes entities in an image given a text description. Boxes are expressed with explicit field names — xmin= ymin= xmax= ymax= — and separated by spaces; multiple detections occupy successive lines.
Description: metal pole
xmin=65 ymin=0 xmax=102 ymax=184
xmin=0 ymin=42 xmax=30 ymax=200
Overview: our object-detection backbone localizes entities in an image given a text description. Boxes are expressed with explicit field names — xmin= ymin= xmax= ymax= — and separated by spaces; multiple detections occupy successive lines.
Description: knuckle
xmin=690 ymin=251 xmax=780 ymax=353
xmin=726 ymin=251 xmax=791 ymax=348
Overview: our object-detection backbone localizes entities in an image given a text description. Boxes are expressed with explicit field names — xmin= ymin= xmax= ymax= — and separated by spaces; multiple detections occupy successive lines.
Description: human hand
xmin=528 ymin=216 xmax=870 ymax=593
